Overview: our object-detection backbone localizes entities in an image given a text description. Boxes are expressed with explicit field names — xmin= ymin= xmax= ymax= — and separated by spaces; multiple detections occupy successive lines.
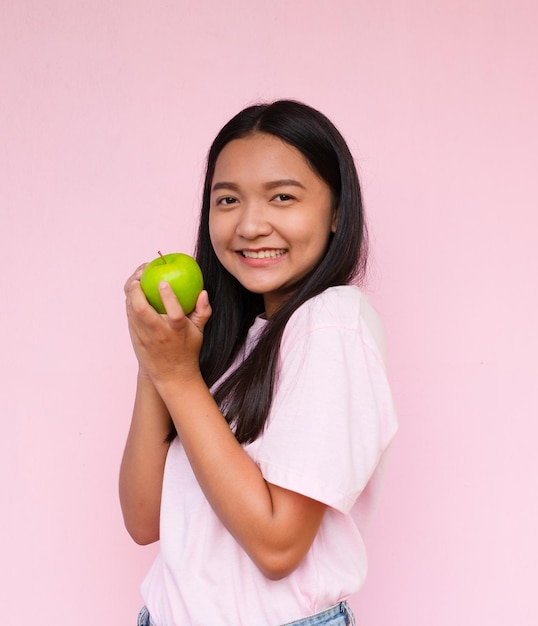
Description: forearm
xmin=154 ymin=373 xmax=324 ymax=578
xmin=119 ymin=371 xmax=172 ymax=544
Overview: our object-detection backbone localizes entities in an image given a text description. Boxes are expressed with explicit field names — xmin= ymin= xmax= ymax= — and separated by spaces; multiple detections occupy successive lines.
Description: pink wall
xmin=2 ymin=1 xmax=537 ymax=624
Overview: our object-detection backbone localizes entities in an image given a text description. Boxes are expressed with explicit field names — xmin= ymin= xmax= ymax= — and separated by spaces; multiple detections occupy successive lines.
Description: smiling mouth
xmin=241 ymin=249 xmax=286 ymax=259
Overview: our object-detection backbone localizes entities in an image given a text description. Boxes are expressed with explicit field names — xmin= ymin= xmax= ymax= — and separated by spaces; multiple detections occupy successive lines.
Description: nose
xmin=235 ymin=202 xmax=273 ymax=240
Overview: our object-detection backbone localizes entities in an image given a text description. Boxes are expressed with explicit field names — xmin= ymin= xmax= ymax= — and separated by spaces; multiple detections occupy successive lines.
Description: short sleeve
xmin=255 ymin=287 xmax=398 ymax=514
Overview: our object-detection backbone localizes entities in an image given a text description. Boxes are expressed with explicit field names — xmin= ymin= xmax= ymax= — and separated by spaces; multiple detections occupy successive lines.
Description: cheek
xmin=291 ymin=215 xmax=333 ymax=251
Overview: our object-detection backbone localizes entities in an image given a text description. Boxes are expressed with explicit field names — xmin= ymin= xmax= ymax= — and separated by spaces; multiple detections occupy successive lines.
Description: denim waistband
xmin=138 ymin=601 xmax=355 ymax=626
xmin=137 ymin=606 xmax=155 ymax=626
xmin=282 ymin=601 xmax=355 ymax=626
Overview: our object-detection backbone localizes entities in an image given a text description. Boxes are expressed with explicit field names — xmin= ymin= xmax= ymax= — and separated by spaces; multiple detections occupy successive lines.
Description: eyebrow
xmin=211 ymin=179 xmax=306 ymax=193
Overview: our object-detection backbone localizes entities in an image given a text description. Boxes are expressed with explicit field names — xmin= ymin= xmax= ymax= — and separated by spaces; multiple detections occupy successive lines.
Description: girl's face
xmin=209 ymin=132 xmax=337 ymax=317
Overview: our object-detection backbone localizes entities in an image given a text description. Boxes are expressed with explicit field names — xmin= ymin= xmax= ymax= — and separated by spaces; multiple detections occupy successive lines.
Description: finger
xmin=128 ymin=280 xmax=161 ymax=323
xmin=133 ymin=263 xmax=147 ymax=280
xmin=158 ymin=281 xmax=186 ymax=323
xmin=124 ymin=263 xmax=148 ymax=294
xmin=188 ymin=290 xmax=212 ymax=333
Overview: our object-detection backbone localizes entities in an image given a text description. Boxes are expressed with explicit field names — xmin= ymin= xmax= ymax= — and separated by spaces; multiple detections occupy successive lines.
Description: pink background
xmin=2 ymin=1 xmax=537 ymax=624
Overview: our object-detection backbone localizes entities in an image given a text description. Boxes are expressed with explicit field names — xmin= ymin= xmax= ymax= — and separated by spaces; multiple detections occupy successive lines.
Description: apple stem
xmin=158 ymin=250 xmax=167 ymax=264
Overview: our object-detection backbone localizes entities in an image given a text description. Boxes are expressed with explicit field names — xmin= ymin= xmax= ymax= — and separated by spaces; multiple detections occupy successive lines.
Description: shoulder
xmin=289 ymin=285 xmax=361 ymax=328
xmin=284 ymin=285 xmax=387 ymax=363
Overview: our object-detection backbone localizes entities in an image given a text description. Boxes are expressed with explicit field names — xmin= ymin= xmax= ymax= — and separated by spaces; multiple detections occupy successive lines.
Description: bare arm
xmin=118 ymin=370 xmax=171 ymax=544
xmin=119 ymin=265 xmax=172 ymax=544
xmin=123 ymin=275 xmax=326 ymax=579
xmin=155 ymin=372 xmax=326 ymax=579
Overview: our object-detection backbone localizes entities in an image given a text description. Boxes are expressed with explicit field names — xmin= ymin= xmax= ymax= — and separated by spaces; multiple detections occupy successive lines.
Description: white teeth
xmin=242 ymin=249 xmax=286 ymax=259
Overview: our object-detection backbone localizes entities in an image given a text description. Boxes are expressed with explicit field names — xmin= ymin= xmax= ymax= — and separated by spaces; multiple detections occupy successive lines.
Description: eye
xmin=273 ymin=193 xmax=294 ymax=202
xmin=217 ymin=196 xmax=238 ymax=206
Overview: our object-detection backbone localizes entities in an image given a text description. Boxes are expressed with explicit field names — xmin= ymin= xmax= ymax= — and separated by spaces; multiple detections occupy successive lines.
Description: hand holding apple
xmin=140 ymin=251 xmax=204 ymax=315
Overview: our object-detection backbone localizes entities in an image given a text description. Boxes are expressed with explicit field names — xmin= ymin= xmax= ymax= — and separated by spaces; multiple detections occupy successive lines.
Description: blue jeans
xmin=282 ymin=602 xmax=355 ymax=626
xmin=137 ymin=606 xmax=155 ymax=626
xmin=138 ymin=601 xmax=355 ymax=625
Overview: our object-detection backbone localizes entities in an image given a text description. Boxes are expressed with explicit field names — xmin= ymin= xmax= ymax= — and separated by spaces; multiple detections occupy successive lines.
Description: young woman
xmin=120 ymin=100 xmax=397 ymax=626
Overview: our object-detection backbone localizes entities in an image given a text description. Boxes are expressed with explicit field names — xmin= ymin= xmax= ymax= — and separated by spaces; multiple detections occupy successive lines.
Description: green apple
xmin=140 ymin=251 xmax=204 ymax=315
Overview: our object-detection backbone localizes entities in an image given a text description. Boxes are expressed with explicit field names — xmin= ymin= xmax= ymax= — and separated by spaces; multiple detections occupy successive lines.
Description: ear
xmin=330 ymin=208 xmax=338 ymax=233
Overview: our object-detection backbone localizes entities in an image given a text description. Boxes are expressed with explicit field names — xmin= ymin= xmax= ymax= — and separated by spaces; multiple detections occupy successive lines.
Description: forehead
xmin=212 ymin=133 xmax=318 ymax=182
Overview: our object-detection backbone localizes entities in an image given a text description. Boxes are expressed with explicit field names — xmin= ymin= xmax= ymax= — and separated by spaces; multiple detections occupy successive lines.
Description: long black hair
xmin=182 ymin=100 xmax=367 ymax=444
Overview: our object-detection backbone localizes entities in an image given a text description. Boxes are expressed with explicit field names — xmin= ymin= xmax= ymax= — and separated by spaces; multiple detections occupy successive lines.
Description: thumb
xmin=189 ymin=290 xmax=212 ymax=333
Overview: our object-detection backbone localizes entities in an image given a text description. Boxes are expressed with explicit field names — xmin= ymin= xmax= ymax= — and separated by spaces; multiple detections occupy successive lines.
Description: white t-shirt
xmin=141 ymin=286 xmax=398 ymax=625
